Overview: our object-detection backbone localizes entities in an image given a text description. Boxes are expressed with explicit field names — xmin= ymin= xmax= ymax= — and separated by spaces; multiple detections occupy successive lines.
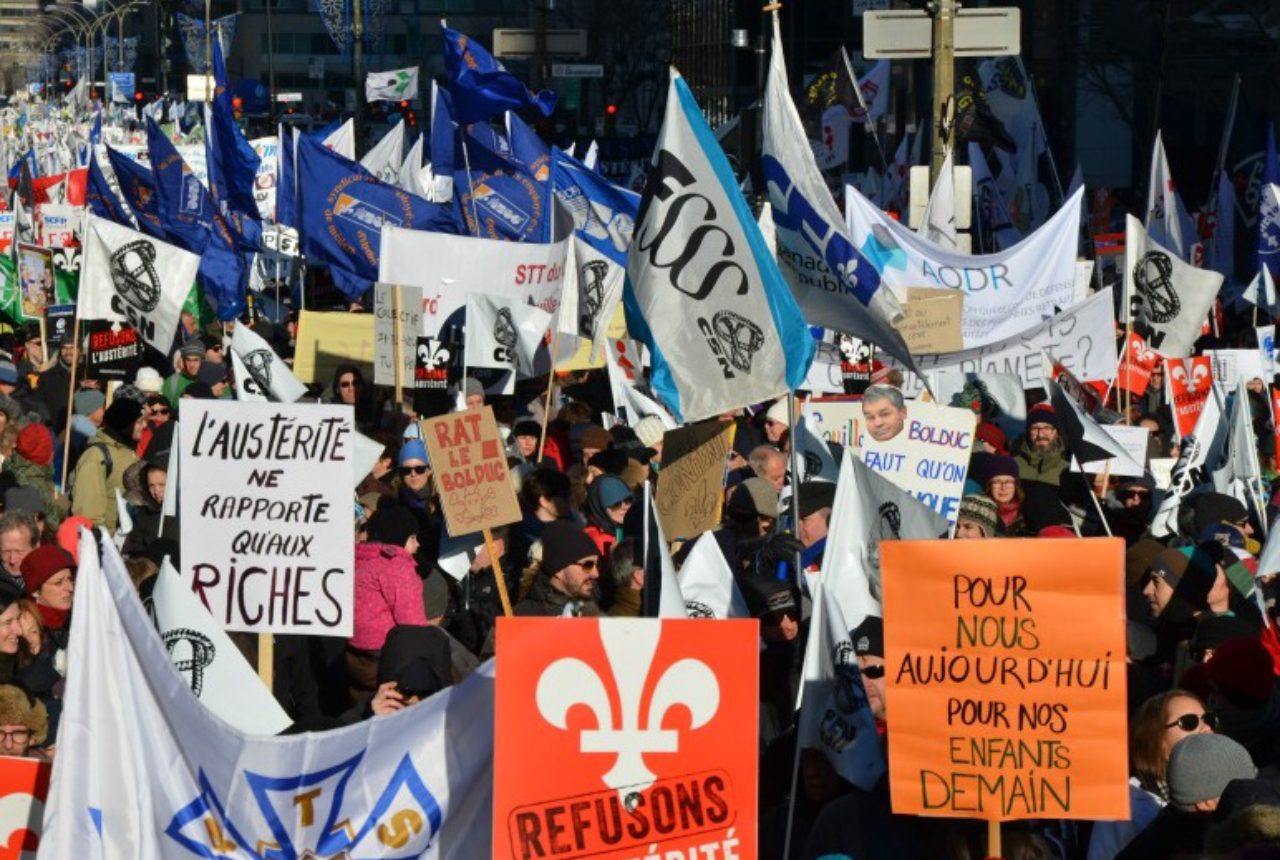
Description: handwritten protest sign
xmin=293 ymin=310 xmax=375 ymax=385
xmin=655 ymin=421 xmax=735 ymax=541
xmin=897 ymin=288 xmax=964 ymax=353
xmin=0 ymin=756 xmax=48 ymax=859
xmin=493 ymin=617 xmax=758 ymax=860
xmin=421 ymin=406 xmax=521 ymax=536
xmin=805 ymin=398 xmax=975 ymax=521
xmin=180 ymin=401 xmax=354 ymax=635
xmin=373 ymin=282 xmax=423 ymax=388
xmin=1167 ymin=356 xmax=1212 ymax=439
xmin=882 ymin=539 xmax=1129 ymax=821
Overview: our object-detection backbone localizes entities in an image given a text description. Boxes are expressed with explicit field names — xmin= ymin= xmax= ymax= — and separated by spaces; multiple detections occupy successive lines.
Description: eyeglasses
xmin=151 ymin=406 xmax=171 ymax=416
xmin=576 ymin=559 xmax=598 ymax=571
xmin=861 ymin=664 xmax=886 ymax=680
xmin=0 ymin=728 xmax=30 ymax=743
xmin=1119 ymin=489 xmax=1149 ymax=499
xmin=400 ymin=465 xmax=429 ymax=476
xmin=1166 ymin=712 xmax=1218 ymax=732
xmin=338 ymin=380 xmax=361 ymax=389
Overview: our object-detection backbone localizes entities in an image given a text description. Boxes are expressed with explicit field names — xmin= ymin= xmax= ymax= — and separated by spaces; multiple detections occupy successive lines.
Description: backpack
xmin=68 ymin=441 xmax=114 ymax=499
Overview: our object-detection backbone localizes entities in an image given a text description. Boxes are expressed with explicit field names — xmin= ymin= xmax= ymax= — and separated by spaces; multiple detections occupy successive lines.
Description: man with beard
xmin=513 ymin=520 xmax=601 ymax=617
xmin=1015 ymin=402 xmax=1069 ymax=488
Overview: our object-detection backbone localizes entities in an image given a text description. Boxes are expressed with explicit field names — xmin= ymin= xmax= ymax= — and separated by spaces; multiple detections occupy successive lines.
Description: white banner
xmin=179 ymin=401 xmax=355 ymax=635
xmin=891 ymin=288 xmax=1117 ymax=395
xmin=1206 ymin=349 xmax=1266 ymax=392
xmin=42 ymin=535 xmax=493 ymax=858
xmin=379 ymin=226 xmax=567 ymax=337
xmin=1069 ymin=424 xmax=1149 ymax=477
xmin=845 ymin=185 xmax=1084 ymax=348
xmin=373 ymin=282 xmax=423 ymax=387
xmin=250 ymin=136 xmax=278 ymax=222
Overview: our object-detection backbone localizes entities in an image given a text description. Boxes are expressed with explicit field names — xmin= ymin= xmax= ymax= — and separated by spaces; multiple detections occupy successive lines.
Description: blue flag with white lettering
xmin=551 ymin=147 xmax=638 ymax=266
xmin=206 ymin=39 xmax=263 ymax=232
xmin=1259 ymin=123 xmax=1280 ymax=280
xmin=297 ymin=133 xmax=460 ymax=299
xmin=454 ymin=130 xmax=552 ymax=242
xmin=86 ymin=152 xmax=132 ymax=227
xmin=105 ymin=147 xmax=165 ymax=239
xmin=442 ymin=25 xmax=556 ymax=124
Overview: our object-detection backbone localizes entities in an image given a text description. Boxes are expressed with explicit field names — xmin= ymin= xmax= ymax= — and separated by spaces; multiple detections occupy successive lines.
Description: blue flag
xmin=86 ymin=153 xmax=133 ymax=227
xmin=625 ymin=72 xmax=815 ymax=423
xmin=454 ymin=130 xmax=552 ymax=242
xmin=297 ymin=133 xmax=459 ymax=299
xmin=276 ymin=125 xmax=298 ymax=229
xmin=105 ymin=147 xmax=165 ymax=239
xmin=442 ymin=25 xmax=556 ymax=124
xmin=551 ymin=147 xmax=637 ymax=266
xmin=428 ymin=83 xmax=455 ymax=172
xmin=506 ymin=112 xmax=550 ymax=181
xmin=206 ymin=38 xmax=263 ymax=227
xmin=1259 ymin=123 xmax=1280 ymax=280
xmin=89 ymin=112 xmax=102 ymax=146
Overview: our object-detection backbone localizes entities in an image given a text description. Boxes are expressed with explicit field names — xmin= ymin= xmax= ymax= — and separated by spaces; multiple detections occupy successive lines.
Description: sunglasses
xmin=576 ymin=559 xmax=598 ymax=571
xmin=1166 ymin=712 xmax=1218 ymax=732
xmin=861 ymin=664 xmax=886 ymax=680
xmin=608 ymin=498 xmax=633 ymax=511
xmin=1119 ymin=489 xmax=1149 ymax=499
xmin=150 ymin=406 xmax=171 ymax=416
xmin=400 ymin=465 xmax=429 ymax=476
xmin=338 ymin=380 xmax=361 ymax=389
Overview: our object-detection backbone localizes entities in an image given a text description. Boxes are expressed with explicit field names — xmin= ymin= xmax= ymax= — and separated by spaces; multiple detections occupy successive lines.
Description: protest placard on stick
xmin=654 ymin=421 xmax=735 ymax=541
xmin=882 ymin=538 xmax=1129 ymax=825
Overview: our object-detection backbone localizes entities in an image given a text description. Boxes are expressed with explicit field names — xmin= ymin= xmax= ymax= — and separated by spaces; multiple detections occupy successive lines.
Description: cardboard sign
xmin=655 ymin=421 xmax=735 ymax=541
xmin=420 ymin=406 xmax=521 ymax=536
xmin=373 ymin=282 xmax=423 ymax=388
xmin=16 ymin=244 xmax=53 ymax=319
xmin=1167 ymin=356 xmax=1212 ymax=440
xmin=292 ymin=310 xmax=375 ymax=385
xmin=806 ymin=398 xmax=976 ymax=521
xmin=1070 ymin=425 xmax=1150 ymax=477
xmin=179 ymin=401 xmax=355 ymax=635
xmin=896 ymin=288 xmax=964 ymax=353
xmin=0 ymin=756 xmax=49 ymax=859
xmin=882 ymin=539 xmax=1129 ymax=821
xmin=44 ymin=304 xmax=76 ymax=348
xmin=84 ymin=320 xmax=142 ymax=381
xmin=493 ymin=617 xmax=758 ymax=860
xmin=1205 ymin=349 xmax=1266 ymax=392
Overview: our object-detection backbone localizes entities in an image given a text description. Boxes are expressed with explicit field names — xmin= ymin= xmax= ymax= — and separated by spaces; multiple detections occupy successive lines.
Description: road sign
xmin=492 ymin=28 xmax=588 ymax=58
xmin=863 ymin=8 xmax=1020 ymax=59
xmin=186 ymin=74 xmax=213 ymax=102
xmin=551 ymin=63 xmax=603 ymax=79
xmin=275 ymin=92 xmax=303 ymax=103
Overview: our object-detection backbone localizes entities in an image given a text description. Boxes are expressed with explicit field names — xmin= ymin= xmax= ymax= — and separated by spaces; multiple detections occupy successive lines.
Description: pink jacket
xmin=350 ymin=542 xmax=428 ymax=651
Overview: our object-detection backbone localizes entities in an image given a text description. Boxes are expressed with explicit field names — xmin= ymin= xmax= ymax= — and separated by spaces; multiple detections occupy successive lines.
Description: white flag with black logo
xmin=676 ymin=531 xmax=749 ymax=620
xmin=79 ymin=214 xmax=200 ymax=354
xmin=559 ymin=236 xmax=625 ymax=363
xmin=792 ymin=412 xmax=840 ymax=483
xmin=1151 ymin=384 xmax=1228 ymax=538
xmin=1125 ymin=214 xmax=1223 ymax=357
xmin=360 ymin=122 xmax=404 ymax=184
xmin=364 ymin=66 xmax=419 ymax=103
xmin=151 ymin=558 xmax=292 ymax=735
xmin=464 ymin=293 xmax=552 ymax=383
xmin=626 ymin=69 xmax=815 ymax=424
xmin=229 ymin=322 xmax=307 ymax=403
xmin=1146 ymin=130 xmax=1186 ymax=259
xmin=229 ymin=346 xmax=268 ymax=403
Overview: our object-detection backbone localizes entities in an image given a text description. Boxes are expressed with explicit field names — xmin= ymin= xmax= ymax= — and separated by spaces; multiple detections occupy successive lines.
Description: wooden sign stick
xmin=988 ymin=819 xmax=1002 ymax=860
xmin=58 ymin=314 xmax=81 ymax=494
xmin=258 ymin=632 xmax=274 ymax=694
xmin=392 ymin=285 xmax=404 ymax=405
xmin=484 ymin=527 xmax=514 ymax=617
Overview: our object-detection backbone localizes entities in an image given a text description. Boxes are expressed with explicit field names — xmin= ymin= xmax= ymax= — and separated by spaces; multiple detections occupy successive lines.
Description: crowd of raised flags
xmin=0 ymin=10 xmax=1272 ymax=860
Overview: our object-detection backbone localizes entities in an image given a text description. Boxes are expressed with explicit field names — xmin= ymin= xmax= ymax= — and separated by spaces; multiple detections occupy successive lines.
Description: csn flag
xmin=365 ymin=66 xmax=419 ymax=102
xmin=1126 ymin=214 xmax=1223 ymax=357
xmin=79 ymin=214 xmax=200 ymax=353
xmin=626 ymin=69 xmax=815 ymax=423
xmin=40 ymin=534 xmax=496 ymax=858
xmin=229 ymin=321 xmax=307 ymax=403
xmin=462 ymin=293 xmax=551 ymax=387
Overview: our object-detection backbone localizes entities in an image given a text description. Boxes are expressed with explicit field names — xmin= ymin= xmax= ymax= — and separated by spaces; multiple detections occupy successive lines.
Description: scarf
xmin=997 ymin=500 xmax=1021 ymax=528
xmin=36 ymin=603 xmax=68 ymax=631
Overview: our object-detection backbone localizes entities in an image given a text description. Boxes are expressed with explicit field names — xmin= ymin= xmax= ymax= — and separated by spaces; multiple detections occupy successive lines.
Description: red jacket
xmin=350 ymin=542 xmax=427 ymax=651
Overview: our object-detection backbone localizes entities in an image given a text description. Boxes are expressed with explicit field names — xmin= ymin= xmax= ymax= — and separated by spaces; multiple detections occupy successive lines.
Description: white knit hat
xmin=134 ymin=367 xmax=163 ymax=394
xmin=632 ymin=415 xmax=667 ymax=448
xmin=765 ymin=398 xmax=790 ymax=426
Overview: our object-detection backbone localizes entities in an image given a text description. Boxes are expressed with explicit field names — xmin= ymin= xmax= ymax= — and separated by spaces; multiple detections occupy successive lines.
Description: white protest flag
xmin=792 ymin=412 xmax=840 ymax=483
xmin=929 ymin=370 xmax=1027 ymax=438
xmin=229 ymin=347 xmax=268 ymax=402
xmin=919 ymin=148 xmax=959 ymax=250
xmin=360 ymin=122 xmax=405 ymax=184
xmin=1242 ymin=264 xmax=1277 ymax=315
xmin=853 ymin=58 xmax=890 ymax=124
xmin=1151 ymin=384 xmax=1228 ymax=538
xmin=353 ymin=430 xmax=387 ymax=487
xmin=463 ymin=293 xmax=552 ymax=383
xmin=113 ymin=488 xmax=133 ymax=551
xmin=41 ymin=534 xmax=495 ymax=858
xmin=642 ymin=483 xmax=688 ymax=619
xmin=583 ymin=140 xmax=599 ymax=170
xmin=1147 ymin=130 xmax=1186 ymax=259
xmin=876 ymin=133 xmax=910 ymax=210
xmin=968 ymin=142 xmax=1023 ymax=251
xmin=604 ymin=341 xmax=677 ymax=430
xmin=229 ymin=322 xmax=308 ymax=403
xmin=761 ymin=17 xmax=917 ymax=379
xmin=365 ymin=66 xmax=419 ymax=103
xmin=626 ymin=66 xmax=815 ymax=424
xmin=559 ymin=235 xmax=625 ymax=363
xmin=1212 ymin=380 xmax=1265 ymax=515
xmin=846 ymin=183 xmax=1085 ymax=349
xmin=78 ymin=214 xmax=200 ymax=354
xmin=676 ymin=531 xmax=749 ymax=620
xmin=322 ymin=117 xmax=355 ymax=160
xmin=1125 ymin=214 xmax=1223 ymax=357
xmin=398 ymin=134 xmax=431 ymax=199
xmin=1045 ymin=372 xmax=1144 ymax=472
xmin=151 ymin=558 xmax=292 ymax=735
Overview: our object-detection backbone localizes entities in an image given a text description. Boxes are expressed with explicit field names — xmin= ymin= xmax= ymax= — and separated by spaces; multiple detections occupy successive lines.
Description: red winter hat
xmin=975 ymin=422 xmax=1007 ymax=454
xmin=1027 ymin=402 xmax=1059 ymax=430
xmin=1204 ymin=635 xmax=1275 ymax=707
xmin=20 ymin=545 xmax=74 ymax=595
xmin=15 ymin=424 xmax=53 ymax=467
xmin=56 ymin=516 xmax=95 ymax=564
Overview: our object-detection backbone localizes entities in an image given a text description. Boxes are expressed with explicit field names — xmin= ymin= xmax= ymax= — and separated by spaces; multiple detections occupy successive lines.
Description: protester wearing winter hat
xmin=163 ymin=339 xmax=206 ymax=407
xmin=67 ymin=387 xmax=105 ymax=467
xmin=514 ymin=519 xmax=601 ymax=617
xmin=631 ymin=415 xmax=667 ymax=462
xmin=1187 ymin=636 xmax=1280 ymax=770
xmin=1015 ymin=402 xmax=1069 ymax=488
xmin=983 ymin=455 xmax=1029 ymax=536
xmin=69 ymin=399 xmax=144 ymax=531
xmin=763 ymin=399 xmax=790 ymax=445
xmin=955 ymin=494 xmax=998 ymax=539
xmin=510 ymin=419 xmax=542 ymax=463
xmin=133 ymin=366 xmax=164 ymax=395
xmin=1117 ymin=734 xmax=1257 ymax=859
xmin=3 ymin=424 xmax=57 ymax=529
xmin=196 ymin=361 xmax=230 ymax=398
xmin=0 ymin=684 xmax=48 ymax=760
xmin=582 ymin=475 xmax=633 ymax=564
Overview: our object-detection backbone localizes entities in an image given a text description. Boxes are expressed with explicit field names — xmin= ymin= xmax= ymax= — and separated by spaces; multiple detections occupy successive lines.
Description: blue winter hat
xmin=399 ymin=438 xmax=429 ymax=466
xmin=593 ymin=475 xmax=632 ymax=508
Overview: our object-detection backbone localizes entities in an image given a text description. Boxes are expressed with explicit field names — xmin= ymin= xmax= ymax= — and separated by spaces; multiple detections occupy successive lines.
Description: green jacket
xmin=4 ymin=453 xmax=60 ymax=528
xmin=1015 ymin=436 xmax=1069 ymax=487
xmin=69 ymin=429 xmax=138 ymax=531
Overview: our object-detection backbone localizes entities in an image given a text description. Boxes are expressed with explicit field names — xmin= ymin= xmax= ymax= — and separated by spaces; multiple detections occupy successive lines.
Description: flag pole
xmin=484 ymin=527 xmax=514 ymax=617
xmin=537 ymin=326 xmax=560 ymax=461
xmin=392 ymin=283 xmax=404 ymax=405
xmin=58 ymin=313 xmax=80 ymax=494
xmin=459 ymin=137 xmax=482 ymax=236
xmin=257 ymin=633 xmax=274 ymax=696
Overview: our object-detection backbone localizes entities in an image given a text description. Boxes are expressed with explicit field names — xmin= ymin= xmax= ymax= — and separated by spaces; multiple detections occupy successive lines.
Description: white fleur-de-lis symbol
xmin=536 ymin=621 xmax=719 ymax=798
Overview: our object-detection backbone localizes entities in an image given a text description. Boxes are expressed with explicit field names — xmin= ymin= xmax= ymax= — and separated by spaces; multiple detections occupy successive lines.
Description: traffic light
xmin=133 ymin=91 xmax=144 ymax=103
xmin=605 ymin=103 xmax=618 ymax=116
xmin=232 ymin=95 xmax=243 ymax=121
xmin=604 ymin=102 xmax=618 ymax=136
xmin=399 ymin=100 xmax=415 ymax=127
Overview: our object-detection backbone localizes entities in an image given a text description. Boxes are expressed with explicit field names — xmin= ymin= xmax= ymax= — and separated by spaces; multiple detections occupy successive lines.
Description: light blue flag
xmin=625 ymin=71 xmax=815 ymax=423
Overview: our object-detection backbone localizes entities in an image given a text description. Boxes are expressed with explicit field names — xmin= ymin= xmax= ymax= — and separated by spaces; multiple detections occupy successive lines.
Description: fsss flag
xmin=493 ymin=617 xmax=757 ymax=859
xmin=626 ymin=70 xmax=815 ymax=423
xmin=365 ymin=66 xmax=419 ymax=102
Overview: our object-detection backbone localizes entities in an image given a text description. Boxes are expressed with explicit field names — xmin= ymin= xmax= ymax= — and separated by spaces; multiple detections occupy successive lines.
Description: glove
xmin=759 ymin=532 xmax=805 ymax=570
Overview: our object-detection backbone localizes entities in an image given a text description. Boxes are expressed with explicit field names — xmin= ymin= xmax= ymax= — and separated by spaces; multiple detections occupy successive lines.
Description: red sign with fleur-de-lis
xmin=1167 ymin=356 xmax=1213 ymax=438
xmin=1115 ymin=332 xmax=1160 ymax=397
xmin=493 ymin=618 xmax=758 ymax=860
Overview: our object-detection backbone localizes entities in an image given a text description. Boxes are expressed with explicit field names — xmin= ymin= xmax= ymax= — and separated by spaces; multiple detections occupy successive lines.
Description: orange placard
xmin=882 ymin=539 xmax=1129 ymax=822
xmin=0 ymin=756 xmax=49 ymax=858
xmin=493 ymin=618 xmax=758 ymax=860
xmin=420 ymin=405 xmax=522 ymax=536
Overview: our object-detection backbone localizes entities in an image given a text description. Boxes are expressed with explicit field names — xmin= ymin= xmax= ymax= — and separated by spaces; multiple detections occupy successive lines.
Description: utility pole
xmin=264 ymin=0 xmax=276 ymax=122
xmin=532 ymin=0 xmax=548 ymax=93
xmin=352 ymin=0 xmax=364 ymax=155
xmin=203 ymin=0 xmax=211 ymax=102
xmin=929 ymin=0 xmax=955 ymax=179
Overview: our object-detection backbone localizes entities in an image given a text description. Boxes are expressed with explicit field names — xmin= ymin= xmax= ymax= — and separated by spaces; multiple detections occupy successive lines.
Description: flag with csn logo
xmin=39 ymin=534 xmax=495 ymax=858
xmin=493 ymin=617 xmax=758 ymax=859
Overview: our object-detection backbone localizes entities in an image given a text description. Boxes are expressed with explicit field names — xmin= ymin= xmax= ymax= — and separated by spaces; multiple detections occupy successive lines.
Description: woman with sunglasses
xmin=1088 ymin=689 xmax=1216 ymax=859
xmin=329 ymin=364 xmax=376 ymax=432
xmin=581 ymin=475 xmax=633 ymax=566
